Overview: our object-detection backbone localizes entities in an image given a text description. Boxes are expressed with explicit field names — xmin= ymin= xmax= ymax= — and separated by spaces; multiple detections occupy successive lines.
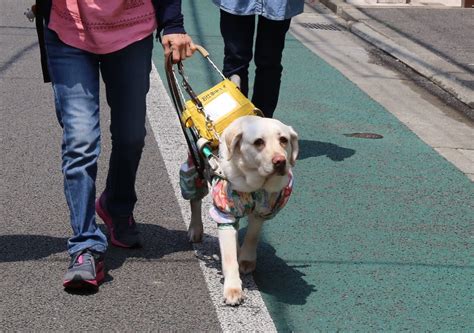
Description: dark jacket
xmin=153 ymin=0 xmax=186 ymax=36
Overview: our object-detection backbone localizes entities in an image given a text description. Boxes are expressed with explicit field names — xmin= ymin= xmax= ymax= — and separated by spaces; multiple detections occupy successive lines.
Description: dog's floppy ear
xmin=289 ymin=126 xmax=299 ymax=166
xmin=224 ymin=122 xmax=243 ymax=160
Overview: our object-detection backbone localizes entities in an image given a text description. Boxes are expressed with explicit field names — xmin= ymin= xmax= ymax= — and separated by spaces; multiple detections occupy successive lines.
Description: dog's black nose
xmin=272 ymin=156 xmax=286 ymax=174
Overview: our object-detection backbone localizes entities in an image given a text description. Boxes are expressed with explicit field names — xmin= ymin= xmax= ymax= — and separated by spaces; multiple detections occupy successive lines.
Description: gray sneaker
xmin=63 ymin=249 xmax=105 ymax=291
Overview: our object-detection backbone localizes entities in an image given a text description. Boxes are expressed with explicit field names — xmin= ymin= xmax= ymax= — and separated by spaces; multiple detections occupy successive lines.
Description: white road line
xmin=146 ymin=63 xmax=277 ymax=333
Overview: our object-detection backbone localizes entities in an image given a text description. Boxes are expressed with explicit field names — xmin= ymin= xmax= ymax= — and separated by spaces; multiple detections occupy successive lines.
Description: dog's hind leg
xmin=188 ymin=199 xmax=204 ymax=243
xmin=239 ymin=214 xmax=264 ymax=274
xmin=218 ymin=227 xmax=243 ymax=305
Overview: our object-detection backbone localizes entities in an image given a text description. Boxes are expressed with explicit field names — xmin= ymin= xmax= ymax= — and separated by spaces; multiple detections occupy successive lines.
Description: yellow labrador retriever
xmin=184 ymin=115 xmax=298 ymax=305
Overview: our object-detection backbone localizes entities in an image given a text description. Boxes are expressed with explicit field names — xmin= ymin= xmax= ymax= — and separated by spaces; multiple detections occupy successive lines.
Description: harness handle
xmin=164 ymin=48 xmax=206 ymax=177
xmin=165 ymin=44 xmax=224 ymax=143
xmin=195 ymin=45 xmax=209 ymax=58
xmin=164 ymin=45 xmax=229 ymax=180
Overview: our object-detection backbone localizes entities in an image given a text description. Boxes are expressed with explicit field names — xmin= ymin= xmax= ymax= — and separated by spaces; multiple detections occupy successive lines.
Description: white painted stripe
xmin=146 ymin=62 xmax=277 ymax=333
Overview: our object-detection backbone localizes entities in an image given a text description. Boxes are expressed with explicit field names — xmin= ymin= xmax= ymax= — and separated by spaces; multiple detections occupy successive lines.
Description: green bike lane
xmin=153 ymin=1 xmax=473 ymax=331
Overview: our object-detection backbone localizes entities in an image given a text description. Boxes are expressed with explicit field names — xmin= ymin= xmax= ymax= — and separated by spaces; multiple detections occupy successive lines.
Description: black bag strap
xmin=34 ymin=0 xmax=51 ymax=83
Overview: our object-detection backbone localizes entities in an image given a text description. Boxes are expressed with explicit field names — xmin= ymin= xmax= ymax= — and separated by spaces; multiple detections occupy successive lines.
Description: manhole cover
xmin=298 ymin=22 xmax=342 ymax=31
xmin=344 ymin=133 xmax=384 ymax=139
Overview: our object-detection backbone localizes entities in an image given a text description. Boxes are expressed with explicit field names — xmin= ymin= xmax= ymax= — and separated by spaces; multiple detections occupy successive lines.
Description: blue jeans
xmin=220 ymin=10 xmax=291 ymax=118
xmin=44 ymin=26 xmax=153 ymax=255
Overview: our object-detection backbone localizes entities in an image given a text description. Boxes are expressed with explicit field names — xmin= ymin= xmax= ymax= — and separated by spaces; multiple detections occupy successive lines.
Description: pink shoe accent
xmin=95 ymin=196 xmax=134 ymax=248
xmin=63 ymin=260 xmax=105 ymax=290
xmin=63 ymin=278 xmax=99 ymax=289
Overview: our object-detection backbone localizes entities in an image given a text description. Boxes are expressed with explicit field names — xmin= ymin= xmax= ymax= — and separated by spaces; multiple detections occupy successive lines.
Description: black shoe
xmin=95 ymin=193 xmax=142 ymax=248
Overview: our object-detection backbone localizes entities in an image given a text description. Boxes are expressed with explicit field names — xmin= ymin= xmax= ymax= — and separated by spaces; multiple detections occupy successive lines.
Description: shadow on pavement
xmin=0 ymin=226 xmax=198 ymax=296
xmin=252 ymin=241 xmax=317 ymax=306
xmin=235 ymin=227 xmax=317 ymax=305
xmin=0 ymin=234 xmax=66 ymax=262
xmin=298 ymin=139 xmax=356 ymax=161
xmin=101 ymin=223 xmax=194 ymax=273
xmin=0 ymin=228 xmax=318 ymax=304
xmin=0 ymin=223 xmax=194 ymax=265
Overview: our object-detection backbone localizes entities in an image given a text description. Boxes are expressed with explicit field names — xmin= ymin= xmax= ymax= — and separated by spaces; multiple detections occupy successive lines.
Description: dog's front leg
xmin=239 ymin=214 xmax=264 ymax=274
xmin=188 ymin=199 xmax=204 ymax=243
xmin=218 ymin=227 xmax=243 ymax=305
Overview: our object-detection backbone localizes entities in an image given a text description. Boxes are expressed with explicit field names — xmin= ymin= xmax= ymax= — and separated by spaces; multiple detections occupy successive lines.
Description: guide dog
xmin=183 ymin=115 xmax=298 ymax=305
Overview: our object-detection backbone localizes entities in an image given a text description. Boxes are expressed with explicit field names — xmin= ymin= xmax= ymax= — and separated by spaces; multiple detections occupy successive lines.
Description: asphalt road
xmin=0 ymin=1 xmax=220 ymax=330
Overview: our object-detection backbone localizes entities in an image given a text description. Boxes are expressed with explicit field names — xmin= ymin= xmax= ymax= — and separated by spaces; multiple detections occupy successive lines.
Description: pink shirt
xmin=48 ymin=0 xmax=157 ymax=54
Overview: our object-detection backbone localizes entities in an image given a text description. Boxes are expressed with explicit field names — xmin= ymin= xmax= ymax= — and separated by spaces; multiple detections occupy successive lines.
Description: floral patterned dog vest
xmin=179 ymin=157 xmax=294 ymax=229
xmin=209 ymin=171 xmax=293 ymax=228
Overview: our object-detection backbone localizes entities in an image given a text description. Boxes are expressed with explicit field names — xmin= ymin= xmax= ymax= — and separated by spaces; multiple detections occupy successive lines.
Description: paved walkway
xmin=313 ymin=0 xmax=474 ymax=112
xmin=1 ymin=0 xmax=221 ymax=331
xmin=155 ymin=1 xmax=474 ymax=331
xmin=358 ymin=8 xmax=474 ymax=74
xmin=1 ymin=0 xmax=473 ymax=331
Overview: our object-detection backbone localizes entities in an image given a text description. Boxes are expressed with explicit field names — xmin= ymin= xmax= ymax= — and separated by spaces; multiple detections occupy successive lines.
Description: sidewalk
xmin=310 ymin=0 xmax=474 ymax=115
xmin=165 ymin=1 xmax=474 ymax=331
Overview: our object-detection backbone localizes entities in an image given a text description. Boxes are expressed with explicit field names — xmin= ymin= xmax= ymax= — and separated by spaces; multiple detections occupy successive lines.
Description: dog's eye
xmin=280 ymin=137 xmax=288 ymax=145
xmin=253 ymin=138 xmax=265 ymax=147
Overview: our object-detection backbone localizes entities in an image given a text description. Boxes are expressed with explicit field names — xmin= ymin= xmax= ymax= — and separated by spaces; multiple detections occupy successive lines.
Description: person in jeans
xmin=212 ymin=0 xmax=304 ymax=118
xmin=39 ymin=0 xmax=195 ymax=290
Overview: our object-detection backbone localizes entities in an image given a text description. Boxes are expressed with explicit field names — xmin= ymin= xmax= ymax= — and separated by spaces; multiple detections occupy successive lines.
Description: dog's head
xmin=219 ymin=115 xmax=298 ymax=192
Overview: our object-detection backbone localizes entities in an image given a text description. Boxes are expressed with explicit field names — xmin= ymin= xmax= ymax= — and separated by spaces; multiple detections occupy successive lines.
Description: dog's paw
xmin=238 ymin=245 xmax=257 ymax=274
xmin=239 ymin=260 xmax=256 ymax=274
xmin=187 ymin=224 xmax=203 ymax=243
xmin=223 ymin=286 xmax=244 ymax=306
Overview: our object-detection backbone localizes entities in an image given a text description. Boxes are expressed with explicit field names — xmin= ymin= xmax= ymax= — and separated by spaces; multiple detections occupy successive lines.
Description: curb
xmin=310 ymin=0 xmax=474 ymax=110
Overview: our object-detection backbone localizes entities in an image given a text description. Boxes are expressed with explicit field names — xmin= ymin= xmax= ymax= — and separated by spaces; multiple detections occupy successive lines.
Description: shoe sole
xmin=63 ymin=279 xmax=99 ymax=291
xmin=95 ymin=198 xmax=139 ymax=248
